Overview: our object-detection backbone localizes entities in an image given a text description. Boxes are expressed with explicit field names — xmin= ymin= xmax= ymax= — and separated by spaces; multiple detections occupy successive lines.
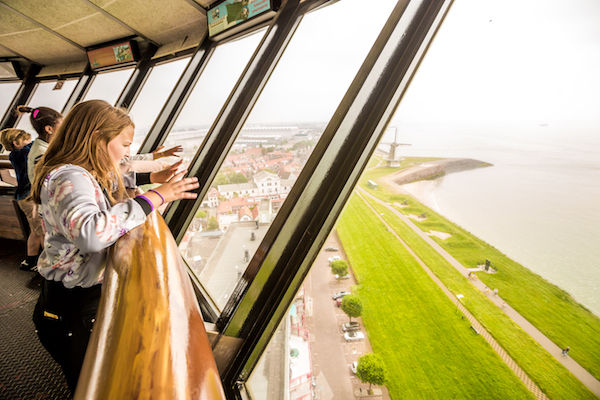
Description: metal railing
xmin=75 ymin=212 xmax=225 ymax=399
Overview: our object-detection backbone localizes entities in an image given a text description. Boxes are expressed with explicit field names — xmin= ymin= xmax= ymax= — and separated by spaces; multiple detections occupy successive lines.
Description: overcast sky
xmin=167 ymin=0 xmax=600 ymax=127
xmin=4 ymin=0 xmax=599 ymax=129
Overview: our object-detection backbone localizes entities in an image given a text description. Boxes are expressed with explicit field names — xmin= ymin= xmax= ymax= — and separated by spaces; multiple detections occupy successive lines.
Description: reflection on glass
xmin=82 ymin=68 xmax=134 ymax=105
xmin=178 ymin=0 xmax=396 ymax=309
xmin=16 ymin=80 xmax=77 ymax=137
xmin=0 ymin=82 xmax=21 ymax=120
xmin=161 ymin=30 xmax=265 ymax=166
xmin=129 ymin=57 xmax=190 ymax=154
xmin=246 ymin=303 xmax=290 ymax=400
xmin=246 ymin=256 xmax=351 ymax=399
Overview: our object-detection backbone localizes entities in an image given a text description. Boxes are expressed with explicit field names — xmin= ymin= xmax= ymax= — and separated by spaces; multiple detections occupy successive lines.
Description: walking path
xmin=356 ymin=190 xmax=549 ymax=399
xmin=358 ymin=188 xmax=600 ymax=398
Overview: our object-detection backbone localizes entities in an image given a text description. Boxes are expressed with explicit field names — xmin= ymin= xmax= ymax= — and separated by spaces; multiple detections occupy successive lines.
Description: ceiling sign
xmin=208 ymin=0 xmax=280 ymax=39
xmin=87 ymin=41 xmax=137 ymax=70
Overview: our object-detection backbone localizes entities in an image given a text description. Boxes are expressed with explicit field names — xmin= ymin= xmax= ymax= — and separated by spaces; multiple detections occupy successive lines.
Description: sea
xmin=381 ymin=121 xmax=600 ymax=316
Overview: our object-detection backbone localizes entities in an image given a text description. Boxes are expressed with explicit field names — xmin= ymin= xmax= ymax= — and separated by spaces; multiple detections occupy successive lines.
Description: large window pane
xmin=129 ymin=58 xmax=189 ymax=154
xmin=16 ymin=80 xmax=77 ymax=137
xmin=82 ymin=68 xmax=134 ymax=105
xmin=0 ymin=82 xmax=20 ymax=119
xmin=341 ymin=0 xmax=600 ymax=398
xmin=178 ymin=0 xmax=397 ymax=309
xmin=161 ymin=30 xmax=265 ymax=165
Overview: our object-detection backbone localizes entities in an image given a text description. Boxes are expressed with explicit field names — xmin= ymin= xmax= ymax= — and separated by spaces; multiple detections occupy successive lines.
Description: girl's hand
xmin=150 ymin=160 xmax=183 ymax=183
xmin=152 ymin=145 xmax=183 ymax=159
xmin=148 ymin=171 xmax=199 ymax=206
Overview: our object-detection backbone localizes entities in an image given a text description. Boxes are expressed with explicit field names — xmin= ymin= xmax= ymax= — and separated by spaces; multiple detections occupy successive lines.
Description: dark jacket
xmin=8 ymin=142 xmax=32 ymax=200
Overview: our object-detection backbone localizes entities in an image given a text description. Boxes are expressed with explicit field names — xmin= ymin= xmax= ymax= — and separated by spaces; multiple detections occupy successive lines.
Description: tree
xmin=356 ymin=353 xmax=387 ymax=394
xmin=206 ymin=217 xmax=219 ymax=231
xmin=228 ymin=172 xmax=248 ymax=184
xmin=213 ymin=172 xmax=228 ymax=186
xmin=330 ymin=259 xmax=349 ymax=279
xmin=341 ymin=294 xmax=362 ymax=323
xmin=195 ymin=209 xmax=207 ymax=219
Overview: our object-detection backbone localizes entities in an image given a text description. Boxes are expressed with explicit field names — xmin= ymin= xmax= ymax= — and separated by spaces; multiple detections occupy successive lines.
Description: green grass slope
xmin=359 ymin=193 xmax=596 ymax=399
xmin=360 ymin=163 xmax=600 ymax=381
xmin=337 ymin=196 xmax=534 ymax=399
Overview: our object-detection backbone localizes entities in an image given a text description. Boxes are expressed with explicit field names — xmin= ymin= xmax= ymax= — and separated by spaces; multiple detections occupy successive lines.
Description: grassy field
xmin=358 ymin=193 xmax=596 ymax=399
xmin=359 ymin=161 xmax=600 ymax=381
xmin=337 ymin=196 xmax=534 ymax=399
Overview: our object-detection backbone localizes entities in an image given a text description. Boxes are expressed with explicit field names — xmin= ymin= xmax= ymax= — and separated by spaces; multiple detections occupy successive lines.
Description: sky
xmin=175 ymin=0 xmax=600 ymax=127
xmin=3 ymin=0 xmax=599 ymax=129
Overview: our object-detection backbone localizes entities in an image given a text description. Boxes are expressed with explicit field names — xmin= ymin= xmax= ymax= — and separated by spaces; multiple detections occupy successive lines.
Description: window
xmin=128 ymin=57 xmax=190 ymax=155
xmin=16 ymin=80 xmax=77 ymax=137
xmin=0 ymin=82 xmax=20 ymax=119
xmin=339 ymin=0 xmax=600 ymax=398
xmin=179 ymin=0 xmax=397 ymax=309
xmin=160 ymin=30 xmax=265 ymax=165
xmin=82 ymin=68 xmax=134 ymax=105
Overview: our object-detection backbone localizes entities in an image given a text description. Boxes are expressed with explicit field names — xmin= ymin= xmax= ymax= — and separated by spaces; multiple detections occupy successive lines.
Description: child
xmin=28 ymin=100 xmax=199 ymax=393
xmin=0 ymin=128 xmax=40 ymax=271
xmin=16 ymin=105 xmax=63 ymax=184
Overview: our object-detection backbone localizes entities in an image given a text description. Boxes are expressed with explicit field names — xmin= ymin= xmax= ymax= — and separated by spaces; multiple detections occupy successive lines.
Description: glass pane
xmin=82 ymin=68 xmax=134 ymax=105
xmin=0 ymin=82 xmax=21 ymax=120
xmin=129 ymin=57 xmax=190 ymax=154
xmin=246 ymin=237 xmax=385 ymax=399
xmin=161 ymin=30 xmax=265 ymax=165
xmin=348 ymin=0 xmax=600 ymax=398
xmin=178 ymin=0 xmax=397 ymax=309
xmin=16 ymin=80 xmax=77 ymax=137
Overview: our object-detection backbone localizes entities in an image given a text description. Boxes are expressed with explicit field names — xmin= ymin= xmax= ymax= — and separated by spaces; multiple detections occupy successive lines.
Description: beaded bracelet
xmin=136 ymin=194 xmax=154 ymax=212
xmin=148 ymin=189 xmax=165 ymax=205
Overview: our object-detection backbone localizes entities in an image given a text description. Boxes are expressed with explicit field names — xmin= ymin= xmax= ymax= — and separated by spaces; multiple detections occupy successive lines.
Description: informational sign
xmin=87 ymin=41 xmax=136 ymax=70
xmin=208 ymin=0 xmax=277 ymax=38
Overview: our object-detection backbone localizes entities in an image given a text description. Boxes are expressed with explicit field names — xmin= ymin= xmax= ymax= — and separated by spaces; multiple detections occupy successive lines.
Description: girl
xmin=28 ymin=100 xmax=198 ymax=393
xmin=16 ymin=105 xmax=63 ymax=184
xmin=0 ymin=128 xmax=39 ymax=270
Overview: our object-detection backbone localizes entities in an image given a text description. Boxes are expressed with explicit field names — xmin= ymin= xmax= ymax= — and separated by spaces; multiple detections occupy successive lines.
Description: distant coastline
xmin=381 ymin=158 xmax=492 ymax=188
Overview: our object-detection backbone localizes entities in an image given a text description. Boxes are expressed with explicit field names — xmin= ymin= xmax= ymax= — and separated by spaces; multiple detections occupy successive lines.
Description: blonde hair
xmin=29 ymin=100 xmax=134 ymax=204
xmin=1 ymin=128 xmax=31 ymax=152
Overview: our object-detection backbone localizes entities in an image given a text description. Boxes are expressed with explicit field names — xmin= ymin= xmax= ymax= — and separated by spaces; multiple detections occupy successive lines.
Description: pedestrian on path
xmin=562 ymin=346 xmax=570 ymax=356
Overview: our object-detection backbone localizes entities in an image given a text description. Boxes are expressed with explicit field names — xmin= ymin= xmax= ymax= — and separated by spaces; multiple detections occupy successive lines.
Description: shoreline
xmin=379 ymin=158 xmax=491 ymax=209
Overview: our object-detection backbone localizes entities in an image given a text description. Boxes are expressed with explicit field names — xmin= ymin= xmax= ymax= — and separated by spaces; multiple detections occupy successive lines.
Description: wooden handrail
xmin=75 ymin=211 xmax=225 ymax=399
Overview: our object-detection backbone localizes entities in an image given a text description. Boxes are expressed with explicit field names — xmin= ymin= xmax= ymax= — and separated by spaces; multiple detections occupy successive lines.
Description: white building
xmin=218 ymin=171 xmax=292 ymax=200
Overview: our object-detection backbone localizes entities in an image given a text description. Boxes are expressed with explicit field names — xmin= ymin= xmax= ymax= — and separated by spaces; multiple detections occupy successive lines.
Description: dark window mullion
xmin=62 ymin=69 xmax=94 ymax=114
xmin=114 ymin=45 xmax=157 ymax=110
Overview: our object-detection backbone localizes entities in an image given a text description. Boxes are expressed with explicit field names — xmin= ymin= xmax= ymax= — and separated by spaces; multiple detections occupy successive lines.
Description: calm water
xmin=382 ymin=121 xmax=600 ymax=316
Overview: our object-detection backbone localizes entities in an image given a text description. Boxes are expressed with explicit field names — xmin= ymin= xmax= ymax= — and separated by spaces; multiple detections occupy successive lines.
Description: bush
xmin=331 ymin=259 xmax=349 ymax=278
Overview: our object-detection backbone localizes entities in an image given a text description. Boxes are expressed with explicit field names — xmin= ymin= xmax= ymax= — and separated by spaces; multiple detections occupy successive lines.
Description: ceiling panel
xmin=1 ymin=0 xmax=134 ymax=47
xmin=0 ymin=7 xmax=85 ymax=64
xmin=90 ymin=0 xmax=206 ymax=45
xmin=194 ymin=0 xmax=213 ymax=8
xmin=0 ymin=44 xmax=18 ymax=58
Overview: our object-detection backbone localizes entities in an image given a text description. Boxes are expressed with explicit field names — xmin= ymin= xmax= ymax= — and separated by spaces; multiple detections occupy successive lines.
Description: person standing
xmin=14 ymin=105 xmax=64 ymax=271
xmin=0 ymin=128 xmax=38 ymax=270
xmin=28 ymin=100 xmax=199 ymax=393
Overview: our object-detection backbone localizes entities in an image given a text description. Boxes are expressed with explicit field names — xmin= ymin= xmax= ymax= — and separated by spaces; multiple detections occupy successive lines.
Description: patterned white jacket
xmin=37 ymin=164 xmax=151 ymax=288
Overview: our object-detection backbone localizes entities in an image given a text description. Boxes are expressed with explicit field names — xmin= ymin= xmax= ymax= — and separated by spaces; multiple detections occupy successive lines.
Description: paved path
xmin=356 ymin=190 xmax=549 ymax=399
xmin=307 ymin=234 xmax=390 ymax=399
xmin=358 ymin=187 xmax=600 ymax=398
